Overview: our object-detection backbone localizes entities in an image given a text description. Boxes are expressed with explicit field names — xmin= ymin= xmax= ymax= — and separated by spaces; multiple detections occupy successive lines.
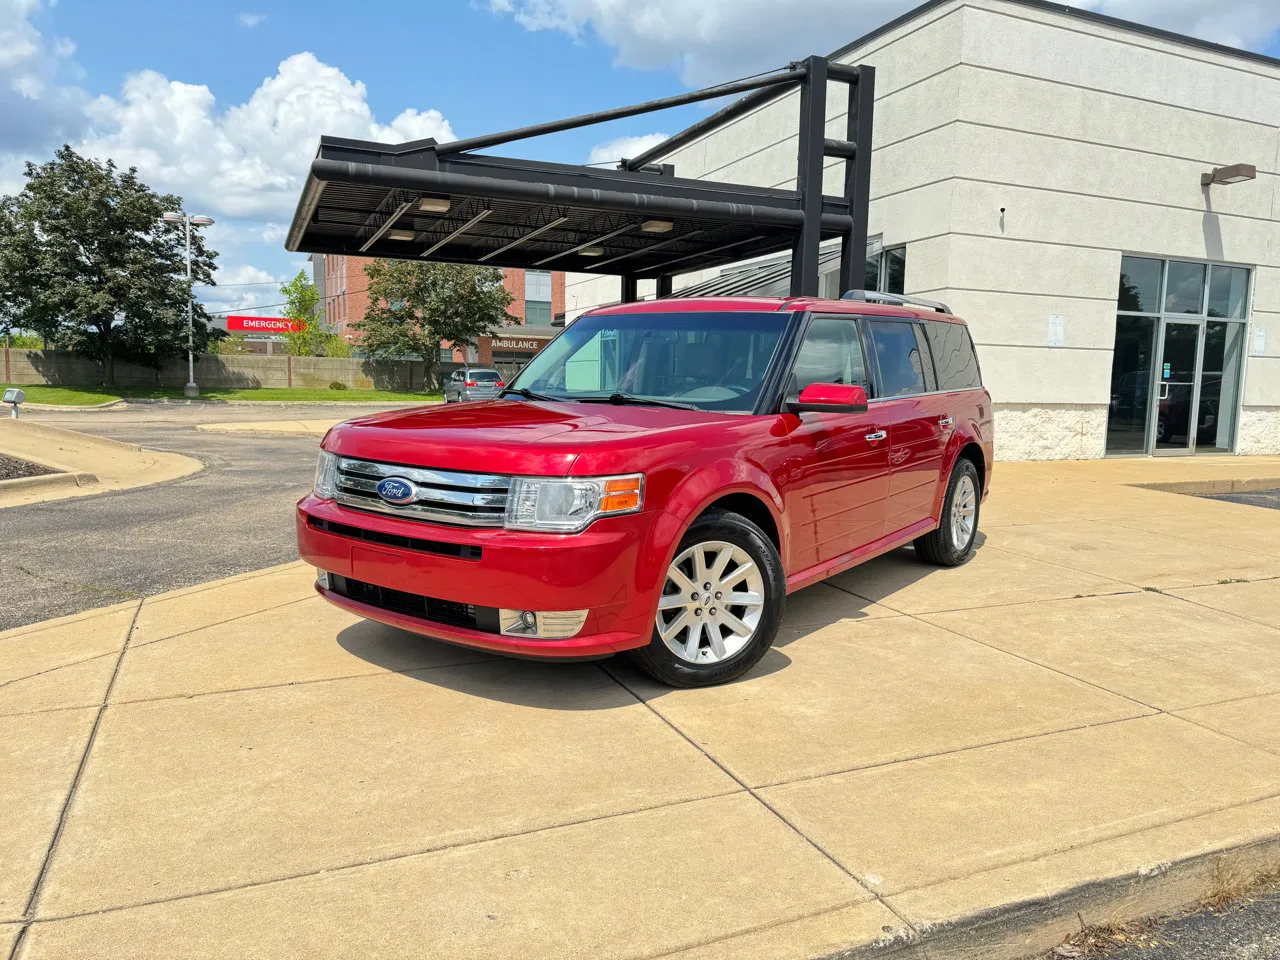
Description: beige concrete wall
xmin=3 ymin=349 xmax=438 ymax=391
xmin=564 ymin=0 xmax=1280 ymax=458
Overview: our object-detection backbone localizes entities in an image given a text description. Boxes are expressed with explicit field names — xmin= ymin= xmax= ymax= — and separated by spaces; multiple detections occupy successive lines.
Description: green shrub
xmin=329 ymin=381 xmax=348 ymax=391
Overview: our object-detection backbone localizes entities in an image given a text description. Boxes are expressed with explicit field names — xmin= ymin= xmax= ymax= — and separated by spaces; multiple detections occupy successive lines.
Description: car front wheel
xmin=913 ymin=458 xmax=980 ymax=566
xmin=632 ymin=509 xmax=785 ymax=688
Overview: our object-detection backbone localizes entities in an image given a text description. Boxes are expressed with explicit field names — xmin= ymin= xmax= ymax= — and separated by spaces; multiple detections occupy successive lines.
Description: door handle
xmin=938 ymin=417 xmax=953 ymax=427
xmin=1159 ymin=383 xmax=1169 ymax=400
xmin=865 ymin=430 xmax=887 ymax=442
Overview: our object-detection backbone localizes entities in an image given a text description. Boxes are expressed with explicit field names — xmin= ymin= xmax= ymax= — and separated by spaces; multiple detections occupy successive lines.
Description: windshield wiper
xmin=576 ymin=393 xmax=697 ymax=411
xmin=499 ymin=387 xmax=560 ymax=402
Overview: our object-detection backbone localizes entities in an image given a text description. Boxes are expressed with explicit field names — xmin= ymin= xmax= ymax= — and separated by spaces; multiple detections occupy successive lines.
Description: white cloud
xmin=237 ymin=12 xmax=266 ymax=28
xmin=0 ymin=0 xmax=86 ymax=150
xmin=491 ymin=0 xmax=1280 ymax=85
xmin=587 ymin=132 xmax=669 ymax=166
xmin=77 ymin=52 xmax=455 ymax=221
xmin=199 ymin=264 xmax=288 ymax=317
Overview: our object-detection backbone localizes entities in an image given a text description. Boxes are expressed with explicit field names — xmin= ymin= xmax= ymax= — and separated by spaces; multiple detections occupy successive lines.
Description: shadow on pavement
xmin=334 ymin=539 xmax=969 ymax=705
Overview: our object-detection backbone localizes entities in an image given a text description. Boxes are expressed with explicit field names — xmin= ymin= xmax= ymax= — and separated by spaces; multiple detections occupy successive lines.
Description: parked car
xmin=443 ymin=367 xmax=504 ymax=403
xmin=299 ymin=295 xmax=992 ymax=687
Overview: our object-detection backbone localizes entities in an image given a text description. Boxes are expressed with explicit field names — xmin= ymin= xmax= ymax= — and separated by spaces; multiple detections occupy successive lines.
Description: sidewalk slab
xmin=924 ymin=590 xmax=1280 ymax=711
xmin=1178 ymin=693 xmax=1280 ymax=756
xmin=20 ymin=794 xmax=877 ymax=960
xmin=0 ymin=606 xmax=136 ymax=717
xmin=760 ymin=714 xmax=1280 ymax=898
xmin=0 ymin=708 xmax=98 ymax=923
xmin=986 ymin=520 xmax=1280 ymax=589
xmin=127 ymin=562 xmax=318 ymax=645
xmin=111 ymin=597 xmax=495 ymax=703
xmin=829 ymin=540 xmax=1131 ymax=614
xmin=621 ymin=615 xmax=1148 ymax=788
xmin=37 ymin=662 xmax=738 ymax=916
xmin=1167 ymin=577 xmax=1280 ymax=630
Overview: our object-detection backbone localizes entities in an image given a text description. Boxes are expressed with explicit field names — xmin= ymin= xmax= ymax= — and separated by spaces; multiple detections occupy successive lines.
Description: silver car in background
xmin=443 ymin=367 xmax=505 ymax=403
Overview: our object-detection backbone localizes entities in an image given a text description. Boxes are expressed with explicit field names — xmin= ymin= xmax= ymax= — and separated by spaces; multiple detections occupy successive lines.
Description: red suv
xmin=298 ymin=295 xmax=992 ymax=687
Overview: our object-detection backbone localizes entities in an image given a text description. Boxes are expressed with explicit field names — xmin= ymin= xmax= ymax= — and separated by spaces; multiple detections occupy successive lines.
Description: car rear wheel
xmin=632 ymin=509 xmax=785 ymax=688
xmin=913 ymin=458 xmax=980 ymax=567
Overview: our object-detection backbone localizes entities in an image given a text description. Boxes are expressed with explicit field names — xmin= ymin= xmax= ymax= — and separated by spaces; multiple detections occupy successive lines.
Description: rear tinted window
xmin=471 ymin=371 xmax=501 ymax=382
xmin=868 ymin=321 xmax=927 ymax=397
xmin=924 ymin=321 xmax=982 ymax=391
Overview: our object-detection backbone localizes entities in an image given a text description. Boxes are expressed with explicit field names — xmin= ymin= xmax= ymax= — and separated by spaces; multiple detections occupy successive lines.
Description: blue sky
xmin=3 ymin=0 xmax=1278 ymax=317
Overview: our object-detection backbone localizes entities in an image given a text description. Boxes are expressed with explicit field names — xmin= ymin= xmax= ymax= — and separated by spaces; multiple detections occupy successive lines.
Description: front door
xmin=781 ymin=315 xmax=890 ymax=571
xmin=1153 ymin=321 xmax=1201 ymax=454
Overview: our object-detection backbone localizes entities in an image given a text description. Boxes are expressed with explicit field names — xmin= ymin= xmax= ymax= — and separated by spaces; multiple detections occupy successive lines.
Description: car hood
xmin=324 ymin=399 xmax=751 ymax=476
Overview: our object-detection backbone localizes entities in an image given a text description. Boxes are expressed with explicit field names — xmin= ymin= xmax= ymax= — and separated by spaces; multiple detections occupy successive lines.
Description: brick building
xmin=316 ymin=255 xmax=564 ymax=366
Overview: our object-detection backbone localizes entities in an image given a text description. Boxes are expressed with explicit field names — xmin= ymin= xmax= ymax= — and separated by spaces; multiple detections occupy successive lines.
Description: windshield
xmin=508 ymin=311 xmax=788 ymax=412
xmin=470 ymin=371 xmax=501 ymax=382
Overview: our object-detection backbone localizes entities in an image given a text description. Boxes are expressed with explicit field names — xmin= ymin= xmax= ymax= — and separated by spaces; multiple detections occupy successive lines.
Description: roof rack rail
xmin=841 ymin=289 xmax=951 ymax=314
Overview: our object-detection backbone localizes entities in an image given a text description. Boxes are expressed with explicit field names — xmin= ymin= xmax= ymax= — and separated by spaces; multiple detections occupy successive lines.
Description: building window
xmin=525 ymin=269 xmax=552 ymax=325
xmin=817 ymin=244 xmax=906 ymax=299
xmin=1106 ymin=255 xmax=1250 ymax=457
xmin=864 ymin=246 xmax=906 ymax=295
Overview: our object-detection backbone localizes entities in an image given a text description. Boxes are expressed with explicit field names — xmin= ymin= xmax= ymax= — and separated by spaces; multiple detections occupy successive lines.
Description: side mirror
xmin=787 ymin=383 xmax=868 ymax=414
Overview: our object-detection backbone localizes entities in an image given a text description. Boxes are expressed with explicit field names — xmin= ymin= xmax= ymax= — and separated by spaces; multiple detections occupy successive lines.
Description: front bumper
xmin=297 ymin=495 xmax=665 ymax=658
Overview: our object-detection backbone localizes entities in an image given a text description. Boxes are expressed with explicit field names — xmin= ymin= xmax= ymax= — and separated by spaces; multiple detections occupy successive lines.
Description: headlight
xmin=313 ymin=451 xmax=339 ymax=499
xmin=504 ymin=474 xmax=643 ymax=533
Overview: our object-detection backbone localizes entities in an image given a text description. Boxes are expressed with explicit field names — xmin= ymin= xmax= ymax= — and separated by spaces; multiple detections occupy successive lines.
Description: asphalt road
xmin=1 ymin=402 xmax=410 ymax=631
xmin=1205 ymin=488 xmax=1280 ymax=510
xmin=1090 ymin=882 xmax=1280 ymax=960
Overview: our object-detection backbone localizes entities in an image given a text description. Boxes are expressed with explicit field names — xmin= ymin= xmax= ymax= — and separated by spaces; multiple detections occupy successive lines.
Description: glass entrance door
xmin=1153 ymin=321 xmax=1201 ymax=453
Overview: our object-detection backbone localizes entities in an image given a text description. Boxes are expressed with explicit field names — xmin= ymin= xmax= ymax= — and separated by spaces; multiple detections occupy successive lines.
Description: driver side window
xmin=789 ymin=317 xmax=869 ymax=396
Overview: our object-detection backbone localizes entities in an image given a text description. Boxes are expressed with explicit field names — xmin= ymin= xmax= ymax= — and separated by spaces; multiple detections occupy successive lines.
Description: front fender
xmin=650 ymin=460 xmax=788 ymax=572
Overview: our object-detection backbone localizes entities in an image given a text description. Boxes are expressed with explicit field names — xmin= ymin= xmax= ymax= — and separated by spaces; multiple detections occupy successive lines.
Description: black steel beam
xmin=839 ymin=65 xmax=875 ymax=296
xmin=790 ymin=55 xmax=828 ymax=297
xmin=826 ymin=63 xmax=861 ymax=84
xmin=823 ymin=138 xmax=857 ymax=159
xmin=656 ymin=276 xmax=673 ymax=298
xmin=623 ymin=74 xmax=806 ymax=171
xmin=305 ymin=159 xmax=856 ymax=235
xmin=621 ymin=276 xmax=639 ymax=303
xmin=435 ymin=68 xmax=804 ymax=158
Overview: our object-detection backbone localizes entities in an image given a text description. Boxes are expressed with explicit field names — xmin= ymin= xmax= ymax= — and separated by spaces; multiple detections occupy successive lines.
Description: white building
xmin=564 ymin=0 xmax=1280 ymax=460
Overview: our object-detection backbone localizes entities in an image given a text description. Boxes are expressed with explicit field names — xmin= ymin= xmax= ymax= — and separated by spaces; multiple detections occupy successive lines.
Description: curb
xmin=823 ymin=830 xmax=1280 ymax=960
xmin=21 ymin=399 xmax=125 ymax=410
xmin=1134 ymin=477 xmax=1280 ymax=496
xmin=0 ymin=419 xmax=142 ymax=453
xmin=0 ymin=470 xmax=98 ymax=494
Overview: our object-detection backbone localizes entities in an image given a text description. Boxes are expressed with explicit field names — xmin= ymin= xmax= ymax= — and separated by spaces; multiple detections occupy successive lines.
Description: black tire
xmin=914 ymin=458 xmax=981 ymax=567
xmin=632 ymin=509 xmax=786 ymax=688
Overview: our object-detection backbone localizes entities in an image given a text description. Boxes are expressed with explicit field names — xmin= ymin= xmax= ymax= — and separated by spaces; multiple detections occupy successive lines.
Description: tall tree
xmin=0 ymin=146 xmax=219 ymax=385
xmin=355 ymin=261 xmax=514 ymax=374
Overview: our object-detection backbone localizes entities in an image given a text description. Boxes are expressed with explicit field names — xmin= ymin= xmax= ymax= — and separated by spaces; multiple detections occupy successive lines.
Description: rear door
xmin=866 ymin=319 xmax=947 ymax=536
xmin=781 ymin=314 xmax=890 ymax=571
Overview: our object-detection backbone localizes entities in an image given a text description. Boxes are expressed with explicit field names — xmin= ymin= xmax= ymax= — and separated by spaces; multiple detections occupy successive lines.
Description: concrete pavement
xmin=5 ymin=456 xmax=1280 ymax=959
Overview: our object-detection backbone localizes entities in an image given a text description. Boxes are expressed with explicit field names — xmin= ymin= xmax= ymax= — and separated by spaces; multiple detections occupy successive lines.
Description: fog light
xmin=499 ymin=608 xmax=589 ymax=639
xmin=316 ymin=568 xmax=330 ymax=589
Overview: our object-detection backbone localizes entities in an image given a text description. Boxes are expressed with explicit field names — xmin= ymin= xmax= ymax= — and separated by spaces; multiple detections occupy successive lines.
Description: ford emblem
xmin=376 ymin=476 xmax=417 ymax=505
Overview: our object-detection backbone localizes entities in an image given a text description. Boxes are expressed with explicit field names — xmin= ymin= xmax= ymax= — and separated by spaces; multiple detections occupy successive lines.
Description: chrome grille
xmin=334 ymin=457 xmax=510 ymax=526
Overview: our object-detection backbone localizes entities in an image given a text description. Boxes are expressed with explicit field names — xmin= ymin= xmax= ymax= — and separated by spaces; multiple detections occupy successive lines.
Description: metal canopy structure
xmin=285 ymin=55 xmax=874 ymax=300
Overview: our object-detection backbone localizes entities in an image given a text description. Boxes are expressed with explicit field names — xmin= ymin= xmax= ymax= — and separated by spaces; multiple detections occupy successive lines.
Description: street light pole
xmin=183 ymin=215 xmax=195 ymax=397
xmin=161 ymin=211 xmax=215 ymax=398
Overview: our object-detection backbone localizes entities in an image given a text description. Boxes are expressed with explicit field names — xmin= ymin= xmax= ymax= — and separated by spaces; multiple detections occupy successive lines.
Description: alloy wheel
xmin=655 ymin=540 xmax=765 ymax=664
xmin=950 ymin=474 xmax=977 ymax=549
